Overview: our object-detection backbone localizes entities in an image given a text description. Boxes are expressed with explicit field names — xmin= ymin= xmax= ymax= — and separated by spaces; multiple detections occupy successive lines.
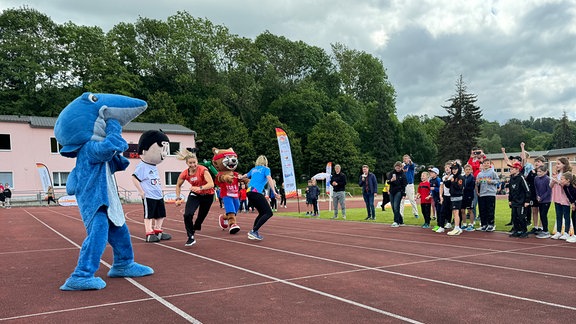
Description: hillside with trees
xmin=1 ymin=7 xmax=574 ymax=181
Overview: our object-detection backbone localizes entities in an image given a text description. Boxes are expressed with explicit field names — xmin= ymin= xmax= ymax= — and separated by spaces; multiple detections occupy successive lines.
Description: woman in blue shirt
xmin=242 ymin=155 xmax=277 ymax=240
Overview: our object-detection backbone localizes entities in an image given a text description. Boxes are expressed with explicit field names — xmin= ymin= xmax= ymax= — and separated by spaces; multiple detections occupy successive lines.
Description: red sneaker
xmin=229 ymin=223 xmax=240 ymax=234
xmin=219 ymin=214 xmax=228 ymax=230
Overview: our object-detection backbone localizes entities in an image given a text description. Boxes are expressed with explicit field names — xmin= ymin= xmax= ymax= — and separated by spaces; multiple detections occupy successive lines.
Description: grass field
xmin=278 ymin=198 xmax=571 ymax=234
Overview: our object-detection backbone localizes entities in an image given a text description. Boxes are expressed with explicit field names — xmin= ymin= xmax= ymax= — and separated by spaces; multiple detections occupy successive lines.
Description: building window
xmin=50 ymin=137 xmax=63 ymax=153
xmin=165 ymin=172 xmax=180 ymax=186
xmin=169 ymin=142 xmax=180 ymax=155
xmin=53 ymin=172 xmax=70 ymax=187
xmin=0 ymin=172 xmax=13 ymax=187
xmin=0 ymin=134 xmax=11 ymax=150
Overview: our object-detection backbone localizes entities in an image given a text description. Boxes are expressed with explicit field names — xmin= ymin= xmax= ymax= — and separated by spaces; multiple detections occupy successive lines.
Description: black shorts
xmin=451 ymin=198 xmax=462 ymax=210
xmin=461 ymin=195 xmax=474 ymax=209
xmin=143 ymin=197 xmax=166 ymax=219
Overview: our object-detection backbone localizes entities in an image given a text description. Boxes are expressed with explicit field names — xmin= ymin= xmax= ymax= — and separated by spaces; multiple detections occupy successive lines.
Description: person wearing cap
xmin=446 ymin=162 xmax=465 ymax=236
xmin=508 ymin=162 xmax=530 ymax=238
xmin=501 ymin=147 xmax=524 ymax=227
xmin=427 ymin=167 xmax=442 ymax=228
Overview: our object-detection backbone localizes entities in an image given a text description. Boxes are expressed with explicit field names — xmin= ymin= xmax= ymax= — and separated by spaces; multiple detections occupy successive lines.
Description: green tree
xmin=437 ymin=75 xmax=482 ymax=163
xmin=268 ymin=84 xmax=328 ymax=140
xmin=250 ymin=113 xmax=303 ymax=179
xmin=136 ymin=91 xmax=186 ymax=124
xmin=306 ymin=112 xmax=362 ymax=178
xmin=499 ymin=119 xmax=527 ymax=152
xmin=0 ymin=7 xmax=66 ymax=115
xmin=192 ymin=98 xmax=255 ymax=169
xmin=552 ymin=112 xmax=576 ymax=149
xmin=400 ymin=115 xmax=437 ymax=167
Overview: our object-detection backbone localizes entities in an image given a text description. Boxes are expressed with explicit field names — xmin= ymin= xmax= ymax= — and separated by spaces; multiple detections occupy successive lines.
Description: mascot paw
xmin=108 ymin=262 xmax=154 ymax=278
xmin=219 ymin=214 xmax=228 ymax=230
xmin=60 ymin=276 xmax=106 ymax=291
xmin=229 ymin=223 xmax=240 ymax=234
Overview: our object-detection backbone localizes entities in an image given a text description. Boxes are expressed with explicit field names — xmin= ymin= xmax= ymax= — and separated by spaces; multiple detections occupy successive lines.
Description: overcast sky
xmin=2 ymin=0 xmax=575 ymax=123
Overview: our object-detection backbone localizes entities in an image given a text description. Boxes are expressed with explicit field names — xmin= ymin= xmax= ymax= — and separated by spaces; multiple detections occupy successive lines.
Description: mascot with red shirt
xmin=212 ymin=147 xmax=248 ymax=234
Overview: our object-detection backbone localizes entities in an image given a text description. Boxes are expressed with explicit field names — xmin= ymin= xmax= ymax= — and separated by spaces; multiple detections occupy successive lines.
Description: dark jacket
xmin=463 ymin=173 xmax=475 ymax=199
xmin=330 ymin=172 xmax=347 ymax=192
xmin=387 ymin=170 xmax=407 ymax=196
xmin=306 ymin=185 xmax=320 ymax=200
xmin=359 ymin=172 xmax=378 ymax=195
xmin=445 ymin=174 xmax=465 ymax=198
xmin=563 ymin=184 xmax=576 ymax=203
xmin=508 ymin=174 xmax=530 ymax=207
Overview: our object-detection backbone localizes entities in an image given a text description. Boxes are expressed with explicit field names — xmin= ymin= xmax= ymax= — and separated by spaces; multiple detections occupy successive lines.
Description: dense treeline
xmin=1 ymin=7 xmax=575 ymax=182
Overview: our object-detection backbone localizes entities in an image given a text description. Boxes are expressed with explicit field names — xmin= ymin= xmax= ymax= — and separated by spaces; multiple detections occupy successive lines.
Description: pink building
xmin=0 ymin=115 xmax=198 ymax=203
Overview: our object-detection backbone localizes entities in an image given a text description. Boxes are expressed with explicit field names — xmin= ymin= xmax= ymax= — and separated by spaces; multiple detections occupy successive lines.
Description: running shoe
xmin=536 ymin=231 xmax=551 ymax=239
xmin=550 ymin=232 xmax=562 ymax=240
xmin=447 ymin=228 xmax=462 ymax=236
xmin=248 ymin=230 xmax=263 ymax=240
xmin=185 ymin=236 xmax=196 ymax=246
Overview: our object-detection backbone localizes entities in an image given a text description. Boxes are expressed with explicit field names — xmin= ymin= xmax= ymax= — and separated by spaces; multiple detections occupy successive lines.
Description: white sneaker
xmin=447 ymin=228 xmax=462 ymax=236
xmin=550 ymin=232 xmax=562 ymax=240
xmin=391 ymin=222 xmax=400 ymax=228
xmin=435 ymin=227 xmax=445 ymax=233
xmin=566 ymin=235 xmax=576 ymax=243
xmin=559 ymin=233 xmax=570 ymax=240
xmin=444 ymin=223 xmax=452 ymax=229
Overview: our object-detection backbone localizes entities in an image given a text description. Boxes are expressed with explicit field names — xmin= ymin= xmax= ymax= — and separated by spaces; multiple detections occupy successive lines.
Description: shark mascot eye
xmin=54 ymin=92 xmax=154 ymax=291
xmin=88 ymin=94 xmax=98 ymax=103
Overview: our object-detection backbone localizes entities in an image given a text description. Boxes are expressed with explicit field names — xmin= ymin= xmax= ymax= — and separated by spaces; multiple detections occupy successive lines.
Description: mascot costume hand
xmin=212 ymin=147 xmax=248 ymax=234
xmin=55 ymin=92 xmax=154 ymax=291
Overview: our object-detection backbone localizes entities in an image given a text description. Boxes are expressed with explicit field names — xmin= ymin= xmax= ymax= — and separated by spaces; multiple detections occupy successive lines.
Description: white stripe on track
xmin=23 ymin=209 xmax=201 ymax=324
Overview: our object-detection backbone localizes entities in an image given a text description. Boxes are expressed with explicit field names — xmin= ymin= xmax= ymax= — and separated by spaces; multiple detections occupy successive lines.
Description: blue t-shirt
xmin=403 ymin=162 xmax=415 ymax=184
xmin=246 ymin=165 xmax=271 ymax=194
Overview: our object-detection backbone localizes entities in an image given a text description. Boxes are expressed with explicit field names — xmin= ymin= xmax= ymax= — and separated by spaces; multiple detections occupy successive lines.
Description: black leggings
xmin=247 ymin=191 xmax=274 ymax=231
xmin=183 ymin=193 xmax=214 ymax=238
xmin=538 ymin=202 xmax=551 ymax=232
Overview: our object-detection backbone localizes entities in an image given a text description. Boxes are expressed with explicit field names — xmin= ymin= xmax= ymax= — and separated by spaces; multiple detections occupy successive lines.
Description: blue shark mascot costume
xmin=55 ymin=92 xmax=154 ymax=290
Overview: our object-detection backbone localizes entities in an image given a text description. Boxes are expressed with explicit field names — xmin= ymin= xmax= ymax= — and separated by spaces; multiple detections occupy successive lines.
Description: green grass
xmin=277 ymin=199 xmax=560 ymax=233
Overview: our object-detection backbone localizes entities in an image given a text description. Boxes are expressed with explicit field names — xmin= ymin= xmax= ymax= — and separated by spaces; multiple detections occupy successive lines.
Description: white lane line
xmin=149 ymin=241 xmax=425 ymax=324
xmin=176 ymin=233 xmax=576 ymax=312
xmin=34 ymin=208 xmax=576 ymax=318
xmin=23 ymin=209 xmax=201 ymax=324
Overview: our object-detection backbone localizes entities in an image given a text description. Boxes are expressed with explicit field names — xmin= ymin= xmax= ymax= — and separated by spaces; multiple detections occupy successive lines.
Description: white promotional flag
xmin=36 ymin=163 xmax=52 ymax=192
xmin=276 ymin=128 xmax=297 ymax=198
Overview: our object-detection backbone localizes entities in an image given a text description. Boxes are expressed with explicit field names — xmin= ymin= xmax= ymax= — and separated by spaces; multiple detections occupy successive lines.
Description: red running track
xmin=1 ymin=203 xmax=575 ymax=323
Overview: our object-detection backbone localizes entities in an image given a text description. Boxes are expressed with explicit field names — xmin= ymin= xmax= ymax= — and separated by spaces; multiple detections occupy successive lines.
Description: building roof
xmin=0 ymin=115 xmax=195 ymax=135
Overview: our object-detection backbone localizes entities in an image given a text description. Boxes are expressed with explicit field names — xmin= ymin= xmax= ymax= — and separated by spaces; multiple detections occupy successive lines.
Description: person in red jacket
xmin=416 ymin=172 xmax=432 ymax=228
